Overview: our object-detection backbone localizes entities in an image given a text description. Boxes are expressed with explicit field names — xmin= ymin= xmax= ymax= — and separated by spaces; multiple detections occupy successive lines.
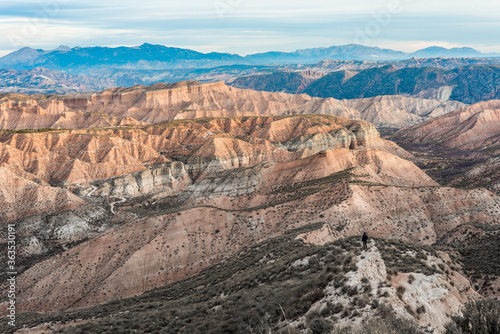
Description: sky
xmin=1 ymin=0 xmax=500 ymax=57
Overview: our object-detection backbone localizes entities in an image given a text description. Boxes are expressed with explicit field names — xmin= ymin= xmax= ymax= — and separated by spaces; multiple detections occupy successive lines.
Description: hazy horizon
xmin=1 ymin=0 xmax=500 ymax=57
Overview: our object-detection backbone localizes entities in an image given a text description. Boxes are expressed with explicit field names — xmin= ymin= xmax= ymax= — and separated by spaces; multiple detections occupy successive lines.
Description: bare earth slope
xmin=0 ymin=115 xmax=399 ymax=185
xmin=1 ymin=116 xmax=498 ymax=319
xmin=0 ymin=85 xmax=497 ymax=334
xmin=394 ymin=100 xmax=500 ymax=194
xmin=0 ymin=81 xmax=463 ymax=129
xmin=395 ymin=100 xmax=500 ymax=150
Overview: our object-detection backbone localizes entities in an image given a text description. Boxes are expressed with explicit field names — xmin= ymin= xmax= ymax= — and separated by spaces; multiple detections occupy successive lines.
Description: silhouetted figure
xmin=362 ymin=232 xmax=368 ymax=250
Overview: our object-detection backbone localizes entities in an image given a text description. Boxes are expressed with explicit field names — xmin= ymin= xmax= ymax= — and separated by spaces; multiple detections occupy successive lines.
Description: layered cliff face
xmin=394 ymin=100 xmax=500 ymax=194
xmin=0 ymin=81 xmax=463 ymax=129
xmin=395 ymin=100 xmax=500 ymax=151
xmin=9 ymin=138 xmax=499 ymax=315
xmin=341 ymin=95 xmax=464 ymax=127
xmin=0 ymin=115 xmax=383 ymax=185
xmin=88 ymin=162 xmax=191 ymax=198
xmin=0 ymin=98 xmax=145 ymax=130
xmin=0 ymin=85 xmax=498 ymax=333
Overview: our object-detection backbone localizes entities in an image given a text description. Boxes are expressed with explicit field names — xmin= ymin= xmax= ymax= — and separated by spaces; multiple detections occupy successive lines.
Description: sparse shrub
xmin=277 ymin=326 xmax=301 ymax=334
xmin=357 ymin=295 xmax=369 ymax=308
xmin=416 ymin=305 xmax=426 ymax=315
xmin=320 ymin=306 xmax=330 ymax=317
xmin=347 ymin=286 xmax=358 ymax=296
xmin=377 ymin=302 xmax=394 ymax=318
xmin=359 ymin=315 xmax=423 ymax=334
xmin=334 ymin=278 xmax=345 ymax=288
xmin=408 ymin=274 xmax=415 ymax=284
xmin=341 ymin=309 xmax=350 ymax=319
xmin=405 ymin=304 xmax=415 ymax=316
xmin=396 ymin=286 xmax=406 ymax=300
xmin=306 ymin=310 xmax=321 ymax=323
xmin=380 ymin=290 xmax=390 ymax=298
xmin=308 ymin=318 xmax=332 ymax=334
xmin=445 ymin=298 xmax=500 ymax=334
xmin=302 ymin=288 xmax=325 ymax=305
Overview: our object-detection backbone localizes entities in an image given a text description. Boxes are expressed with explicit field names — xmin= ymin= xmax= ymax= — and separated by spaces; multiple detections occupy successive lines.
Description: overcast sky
xmin=1 ymin=0 xmax=500 ymax=56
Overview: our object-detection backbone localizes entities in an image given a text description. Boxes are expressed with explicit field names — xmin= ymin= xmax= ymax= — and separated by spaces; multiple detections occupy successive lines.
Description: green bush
xmin=445 ymin=298 xmax=500 ymax=334
xmin=308 ymin=318 xmax=332 ymax=334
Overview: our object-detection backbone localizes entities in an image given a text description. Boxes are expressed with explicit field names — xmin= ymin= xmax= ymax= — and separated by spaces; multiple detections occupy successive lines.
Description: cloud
xmin=0 ymin=0 xmax=499 ymax=56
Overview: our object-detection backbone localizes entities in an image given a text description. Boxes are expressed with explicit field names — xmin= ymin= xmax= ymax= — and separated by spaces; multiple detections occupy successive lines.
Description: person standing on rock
xmin=362 ymin=232 xmax=368 ymax=251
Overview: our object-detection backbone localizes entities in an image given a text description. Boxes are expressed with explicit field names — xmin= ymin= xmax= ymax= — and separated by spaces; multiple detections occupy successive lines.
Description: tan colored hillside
xmin=0 ymin=81 xmax=464 ymax=129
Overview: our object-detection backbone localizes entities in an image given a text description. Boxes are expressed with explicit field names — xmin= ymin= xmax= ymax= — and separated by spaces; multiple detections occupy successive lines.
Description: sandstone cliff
xmin=394 ymin=100 xmax=500 ymax=194
xmin=395 ymin=100 xmax=500 ymax=151
xmin=0 ymin=81 xmax=464 ymax=129
xmin=10 ymin=143 xmax=499 ymax=314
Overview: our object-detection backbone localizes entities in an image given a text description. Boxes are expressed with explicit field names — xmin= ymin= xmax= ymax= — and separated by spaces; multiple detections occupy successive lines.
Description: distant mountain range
xmin=1 ymin=44 xmax=499 ymax=73
xmin=1 ymin=43 xmax=500 ymax=98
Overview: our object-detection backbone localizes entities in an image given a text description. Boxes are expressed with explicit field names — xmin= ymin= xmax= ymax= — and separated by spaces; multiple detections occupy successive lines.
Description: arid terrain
xmin=393 ymin=100 xmax=500 ymax=195
xmin=0 ymin=80 xmax=463 ymax=130
xmin=0 ymin=81 xmax=498 ymax=334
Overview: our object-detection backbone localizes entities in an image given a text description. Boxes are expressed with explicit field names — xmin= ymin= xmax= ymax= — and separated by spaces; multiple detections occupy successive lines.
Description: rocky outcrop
xmin=395 ymin=100 xmax=500 ymax=151
xmin=394 ymin=100 xmax=500 ymax=194
xmin=90 ymin=162 xmax=191 ymax=198
xmin=0 ymin=167 xmax=84 ymax=224
xmin=0 ymin=115 xmax=388 ymax=185
xmin=9 ymin=144 xmax=499 ymax=314
xmin=0 ymin=81 xmax=464 ymax=130
xmin=311 ymin=241 xmax=478 ymax=333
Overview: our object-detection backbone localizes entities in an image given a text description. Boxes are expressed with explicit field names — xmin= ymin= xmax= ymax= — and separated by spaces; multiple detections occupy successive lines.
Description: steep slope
xmin=0 ymin=115 xmax=390 ymax=185
xmin=304 ymin=65 xmax=500 ymax=104
xmin=0 ymin=81 xmax=464 ymax=129
xmin=0 ymin=167 xmax=83 ymax=224
xmin=0 ymin=130 xmax=167 ymax=184
xmin=395 ymin=100 xmax=500 ymax=151
xmin=393 ymin=101 xmax=500 ymax=194
xmin=0 ymin=231 xmax=481 ymax=334
xmin=5 ymin=135 xmax=499 ymax=314
xmin=0 ymin=98 xmax=145 ymax=130
xmin=340 ymin=95 xmax=464 ymax=127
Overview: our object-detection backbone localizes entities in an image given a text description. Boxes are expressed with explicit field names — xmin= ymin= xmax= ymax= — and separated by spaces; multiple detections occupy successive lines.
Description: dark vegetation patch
xmin=445 ymin=298 xmax=500 ymax=334
xmin=458 ymin=231 xmax=500 ymax=292
xmin=1 ymin=127 xmax=61 ymax=134
xmin=332 ymin=303 xmax=424 ymax=334
xmin=0 ymin=229 xmax=389 ymax=333
xmin=390 ymin=135 xmax=500 ymax=195
xmin=126 ymin=168 xmax=355 ymax=217
xmin=1 ymin=231 xmax=444 ymax=334
xmin=376 ymin=238 xmax=439 ymax=277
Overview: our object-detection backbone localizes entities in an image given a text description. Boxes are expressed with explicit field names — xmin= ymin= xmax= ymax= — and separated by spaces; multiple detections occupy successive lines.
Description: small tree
xmin=445 ymin=298 xmax=500 ymax=334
